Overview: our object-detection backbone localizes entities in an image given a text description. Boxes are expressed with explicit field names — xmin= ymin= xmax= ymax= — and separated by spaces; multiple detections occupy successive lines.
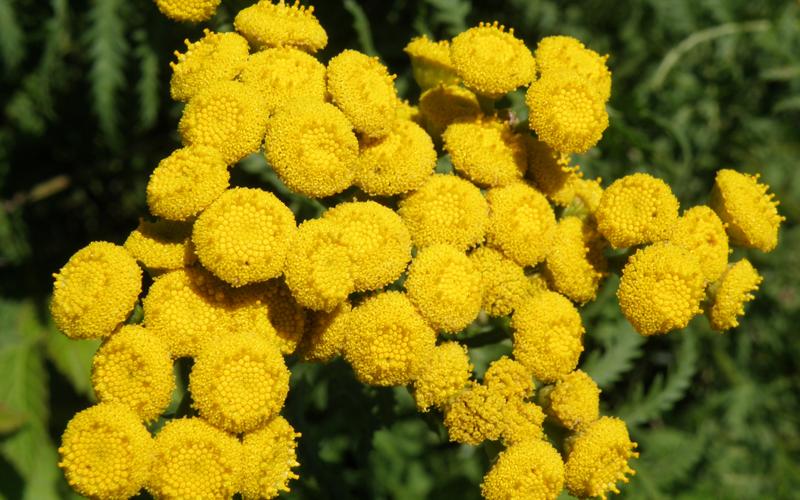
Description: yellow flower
xmin=443 ymin=116 xmax=528 ymax=187
xmin=398 ymin=174 xmax=489 ymax=251
xmin=91 ymin=325 xmax=175 ymax=422
xmin=51 ymin=242 xmax=142 ymax=340
xmin=418 ymin=83 xmax=482 ymax=140
xmin=469 ymin=246 xmax=533 ymax=317
xmin=327 ymin=49 xmax=398 ymax=138
xmin=405 ymin=244 xmax=482 ymax=332
xmin=500 ymin=398 xmax=547 ymax=445
xmin=525 ymin=137 xmax=581 ymax=206
xmin=481 ymin=439 xmax=565 ymax=500
xmin=59 ymin=403 xmax=153 ymax=500
xmin=669 ymin=206 xmax=729 ymax=282
xmin=486 ymin=182 xmax=556 ymax=267
xmin=404 ymin=35 xmax=459 ymax=89
xmin=443 ymin=383 xmax=504 ymax=445
xmin=617 ymin=242 xmax=706 ymax=336
xmin=300 ymin=301 xmax=351 ymax=362
xmin=169 ymin=30 xmax=249 ymax=102
xmin=564 ymin=416 xmax=638 ymax=500
xmin=241 ymin=416 xmax=301 ymax=499
xmin=706 ymin=259 xmax=762 ymax=331
xmin=234 ymin=0 xmax=327 ymax=53
xmin=710 ymin=169 xmax=783 ymax=252
xmin=343 ymin=291 xmax=436 ymax=386
xmin=483 ymin=356 xmax=534 ymax=399
xmin=450 ymin=22 xmax=536 ymax=98
xmin=124 ymin=219 xmax=195 ymax=275
xmin=147 ymin=418 xmax=241 ymax=499
xmin=573 ymin=177 xmax=604 ymax=214
xmin=154 ymin=0 xmax=220 ymax=22
xmin=190 ymin=330 xmax=290 ymax=433
xmin=535 ymin=35 xmax=612 ymax=102
xmin=595 ymin=172 xmax=679 ymax=248
xmin=265 ymin=101 xmax=358 ymax=198
xmin=544 ymin=216 xmax=607 ymax=304
xmin=412 ymin=341 xmax=473 ymax=412
xmin=540 ymin=370 xmax=600 ymax=431
xmin=396 ymin=98 xmax=423 ymax=124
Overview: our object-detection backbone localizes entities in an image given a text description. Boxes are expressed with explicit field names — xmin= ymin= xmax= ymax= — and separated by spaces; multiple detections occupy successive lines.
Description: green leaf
xmin=0 ymin=0 xmax=24 ymax=73
xmin=581 ymin=320 xmax=645 ymax=389
xmin=134 ymin=29 xmax=159 ymax=131
xmin=343 ymin=0 xmax=377 ymax=56
xmin=424 ymin=0 xmax=470 ymax=37
xmin=635 ymin=427 xmax=706 ymax=488
xmin=44 ymin=326 xmax=99 ymax=399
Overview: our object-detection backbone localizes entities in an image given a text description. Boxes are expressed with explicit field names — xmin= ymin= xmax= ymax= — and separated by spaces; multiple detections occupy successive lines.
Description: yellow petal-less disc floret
xmin=412 ymin=342 xmax=473 ymax=412
xmin=91 ymin=325 xmax=175 ymax=422
xmin=469 ymin=246 xmax=533 ymax=317
xmin=124 ymin=219 xmax=195 ymax=274
xmin=707 ymin=259 xmax=762 ymax=331
xmin=525 ymin=137 xmax=581 ymax=206
xmin=544 ymin=216 xmax=606 ymax=304
xmin=300 ymin=301 xmax=351 ymax=362
xmin=444 ymin=383 xmax=504 ymax=445
xmin=481 ymin=439 xmax=565 ymax=500
xmin=404 ymin=35 xmax=459 ymax=90
xmin=418 ymin=84 xmax=482 ymax=140
xmin=154 ymin=0 xmax=220 ymax=22
xmin=170 ymin=30 xmax=249 ymax=102
xmin=241 ymin=416 xmax=301 ymax=499
xmin=483 ymin=356 xmax=535 ymax=399
xmin=51 ymin=242 xmax=142 ymax=340
xmin=540 ymin=370 xmax=600 ymax=431
xmin=618 ymin=242 xmax=706 ymax=336
xmin=669 ymin=206 xmax=729 ymax=282
xmin=535 ymin=35 xmax=612 ymax=102
xmin=450 ymin=22 xmax=536 ymax=98
xmin=59 ymin=403 xmax=153 ymax=500
xmin=234 ymin=0 xmax=327 ymax=53
xmin=500 ymin=398 xmax=547 ymax=445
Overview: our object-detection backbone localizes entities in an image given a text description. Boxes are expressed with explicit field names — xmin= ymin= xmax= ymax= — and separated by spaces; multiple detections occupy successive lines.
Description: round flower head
xmin=565 ymin=417 xmax=638 ymax=499
xmin=300 ymin=301 xmax=351 ymax=362
xmin=500 ymin=398 xmax=546 ymax=445
xmin=354 ymin=120 xmax=436 ymax=196
xmin=124 ymin=219 xmax=195 ymax=275
xmin=526 ymin=74 xmax=608 ymax=154
xmin=512 ymin=291 xmax=584 ymax=382
xmin=146 ymin=145 xmax=229 ymax=221
xmin=91 ymin=325 xmax=175 ymax=422
xmin=544 ymin=216 xmax=607 ymax=304
xmin=170 ymin=30 xmax=249 ymax=102
xmin=193 ymin=188 xmax=296 ymax=287
xmin=404 ymin=35 xmax=459 ymax=89
xmin=399 ymin=174 xmax=490 ymax=251
xmin=327 ymin=49 xmax=398 ymax=138
xmin=412 ymin=342 xmax=472 ymax=412
xmin=618 ymin=242 xmax=705 ymax=336
xmin=344 ymin=291 xmax=437 ymax=386
xmin=59 ymin=403 xmax=153 ymax=500
xmin=444 ymin=383 xmax=504 ymax=445
xmin=595 ymin=172 xmax=679 ymax=248
xmin=190 ymin=330 xmax=290 ymax=433
xmin=443 ymin=116 xmax=528 ymax=187
xmin=51 ymin=242 xmax=142 ymax=340
xmin=178 ymin=80 xmax=269 ymax=165
xmin=469 ymin=246 xmax=532 ymax=317
xmin=450 ymin=22 xmax=536 ymax=98
xmin=573 ymin=177 xmax=604 ymax=214
xmin=526 ymin=137 xmax=581 ymax=206
xmin=418 ymin=84 xmax=482 ymax=140
xmin=396 ymin=98 xmax=422 ymax=124
xmin=230 ymin=278 xmax=307 ymax=354
xmin=540 ymin=370 xmax=600 ymax=430
xmin=670 ymin=206 xmax=729 ymax=282
xmin=155 ymin=0 xmax=220 ymax=22
xmin=486 ymin=183 xmax=557 ymax=267
xmin=481 ymin=439 xmax=565 ymax=500
xmin=241 ymin=416 xmax=301 ymax=499
xmin=710 ymin=169 xmax=783 ymax=252
xmin=707 ymin=259 xmax=762 ymax=331
xmin=147 ymin=418 xmax=241 ymax=499
xmin=483 ymin=356 xmax=534 ymax=399
xmin=535 ymin=35 xmax=612 ymax=102
xmin=234 ymin=0 xmax=327 ymax=53
xmin=265 ymin=101 xmax=358 ymax=198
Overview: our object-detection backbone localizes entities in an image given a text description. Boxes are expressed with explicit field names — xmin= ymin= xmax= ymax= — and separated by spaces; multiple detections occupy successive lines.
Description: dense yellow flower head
xmin=707 ymin=259 xmax=762 ymax=331
xmin=412 ymin=341 xmax=473 ymax=412
xmin=545 ymin=216 xmax=606 ymax=304
xmin=147 ymin=418 xmax=241 ymax=499
xmin=525 ymin=137 xmax=580 ymax=206
xmin=541 ymin=370 xmax=600 ymax=430
xmin=483 ymin=356 xmax=534 ymax=399
xmin=469 ymin=246 xmax=532 ymax=317
xmin=481 ymin=439 xmax=565 ymax=500
xmin=344 ymin=291 xmax=437 ymax=386
xmin=124 ymin=219 xmax=195 ymax=274
xmin=596 ymin=172 xmax=679 ymax=248
xmin=396 ymin=98 xmax=423 ymax=124
xmin=618 ymin=242 xmax=706 ymax=336
xmin=565 ymin=417 xmax=638 ymax=499
xmin=444 ymin=383 xmax=504 ymax=445
xmin=170 ymin=30 xmax=249 ymax=102
xmin=711 ymin=169 xmax=783 ymax=252
xmin=234 ymin=0 xmax=327 ymax=52
xmin=241 ymin=416 xmax=301 ymax=499
xmin=573 ymin=177 xmax=605 ymax=214
xmin=154 ymin=0 xmax=220 ymax=22
xmin=486 ymin=182 xmax=556 ymax=267
xmin=418 ymin=84 xmax=482 ymax=139
xmin=500 ymin=398 xmax=547 ymax=445
xmin=300 ymin=301 xmax=351 ymax=362
xmin=59 ymin=403 xmax=153 ymax=500
xmin=535 ymin=35 xmax=612 ymax=102
xmin=265 ymin=101 xmax=358 ymax=198
xmin=670 ymin=206 xmax=729 ymax=282
xmin=450 ymin=22 xmax=536 ymax=98
xmin=91 ymin=325 xmax=175 ymax=422
xmin=51 ymin=242 xmax=142 ymax=340
xmin=404 ymin=35 xmax=459 ymax=89
xmin=399 ymin=174 xmax=490 ymax=251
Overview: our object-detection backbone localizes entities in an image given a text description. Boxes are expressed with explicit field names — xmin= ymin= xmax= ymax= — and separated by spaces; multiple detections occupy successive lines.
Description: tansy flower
xmin=573 ymin=177 xmax=604 ymax=214
xmin=412 ymin=342 xmax=473 ymax=412
xmin=481 ymin=439 xmax=565 ymax=500
xmin=190 ymin=330 xmax=290 ymax=433
xmin=124 ymin=219 xmax=195 ymax=275
xmin=564 ymin=417 xmax=638 ymax=500
xmin=170 ymin=30 xmax=249 ymax=102
xmin=539 ymin=370 xmax=600 ymax=431
xmin=500 ymin=398 xmax=546 ymax=445
xmin=469 ymin=246 xmax=533 ymax=317
xmin=91 ymin=325 xmax=175 ymax=422
xmin=669 ymin=206 xmax=729 ymax=282
xmin=300 ymin=301 xmax=351 ymax=362
xmin=710 ymin=169 xmax=783 ymax=252
xmin=444 ymin=383 xmax=504 ymax=445
xmin=706 ymin=259 xmax=762 ymax=331
xmin=51 ymin=242 xmax=142 ymax=340
xmin=404 ymin=35 xmax=459 ymax=89
xmin=418 ymin=84 xmax=482 ymax=140
xmin=147 ymin=418 xmax=241 ymax=499
xmin=154 ymin=0 xmax=220 ymax=22
xmin=405 ymin=244 xmax=482 ymax=333
xmin=234 ymin=0 xmax=327 ymax=52
xmin=483 ymin=356 xmax=534 ymax=399
xmin=241 ymin=416 xmax=301 ymax=499
xmin=535 ymin=35 xmax=612 ymax=102
xmin=525 ymin=137 xmax=581 ymax=206
xmin=59 ymin=403 xmax=153 ymax=500
xmin=595 ymin=172 xmax=679 ymax=248
xmin=396 ymin=98 xmax=423 ymax=124
xmin=544 ymin=216 xmax=606 ymax=304
xmin=450 ymin=22 xmax=536 ymax=98
xmin=617 ymin=242 xmax=705 ymax=336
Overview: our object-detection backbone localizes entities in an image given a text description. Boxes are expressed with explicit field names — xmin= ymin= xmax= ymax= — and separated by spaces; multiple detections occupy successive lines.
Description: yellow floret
xmin=265 ymin=101 xmax=358 ymax=198
xmin=710 ymin=169 xmax=783 ymax=252
xmin=595 ymin=172 xmax=679 ymax=248
xmin=483 ymin=356 xmax=534 ymax=399
xmin=486 ymin=183 xmax=556 ymax=267
xmin=444 ymin=383 xmax=504 ymax=445
xmin=59 ymin=403 xmax=153 ymax=500
xmin=481 ymin=439 xmax=565 ymax=500
xmin=190 ymin=330 xmax=289 ymax=433
xmin=544 ymin=217 xmax=607 ymax=304
xmin=525 ymin=137 xmax=581 ymax=206
xmin=124 ymin=219 xmax=195 ymax=274
xmin=399 ymin=174 xmax=490 ymax=251
xmin=706 ymin=259 xmax=762 ymax=331
xmin=154 ymin=0 xmax=220 ymax=22
xmin=405 ymin=244 xmax=482 ymax=332
xmin=469 ymin=246 xmax=532 ymax=317
xmin=300 ymin=301 xmax=351 ymax=362
xmin=51 ymin=242 xmax=142 ymax=340
xmin=540 ymin=370 xmax=600 ymax=430
xmin=327 ymin=49 xmax=398 ymax=138
xmin=573 ymin=177 xmax=605 ymax=214
xmin=147 ymin=418 xmax=241 ymax=499
xmin=241 ymin=416 xmax=301 ymax=499
xmin=170 ymin=30 xmax=249 ymax=102
xmin=234 ymin=0 xmax=327 ymax=53
xmin=344 ymin=291 xmax=437 ymax=386
xmin=450 ymin=22 xmax=536 ymax=98
xmin=412 ymin=342 xmax=473 ymax=412
xmin=91 ymin=325 xmax=175 ymax=422
xmin=178 ymin=80 xmax=269 ymax=165
xmin=418 ymin=84 xmax=482 ymax=140
xmin=404 ymin=35 xmax=459 ymax=89
xmin=535 ymin=35 xmax=612 ymax=102
xmin=396 ymin=98 xmax=423 ymax=124
xmin=564 ymin=417 xmax=638 ymax=499
xmin=500 ymin=398 xmax=547 ymax=445
xmin=669 ymin=206 xmax=729 ymax=282
xmin=617 ymin=242 xmax=706 ymax=336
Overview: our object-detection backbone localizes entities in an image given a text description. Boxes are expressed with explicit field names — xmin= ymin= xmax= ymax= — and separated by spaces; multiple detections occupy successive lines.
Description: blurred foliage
xmin=1 ymin=0 xmax=799 ymax=499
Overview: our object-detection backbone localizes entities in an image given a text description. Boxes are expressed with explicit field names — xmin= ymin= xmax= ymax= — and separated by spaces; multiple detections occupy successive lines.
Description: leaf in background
xmin=0 ymin=0 xmax=24 ymax=73
xmin=634 ymin=427 xmax=706 ymax=489
xmin=44 ymin=326 xmax=99 ymax=399
xmin=425 ymin=0 xmax=470 ymax=37
xmin=134 ymin=29 xmax=159 ymax=131
xmin=581 ymin=320 xmax=645 ymax=390
xmin=343 ymin=0 xmax=377 ymax=56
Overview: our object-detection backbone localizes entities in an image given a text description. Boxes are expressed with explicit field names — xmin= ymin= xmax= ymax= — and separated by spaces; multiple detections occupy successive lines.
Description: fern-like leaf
xmin=343 ymin=0 xmax=377 ymax=56
xmin=425 ymin=0 xmax=470 ymax=37
xmin=0 ymin=0 xmax=25 ymax=73
xmin=133 ymin=29 xmax=159 ymax=131
xmin=581 ymin=320 xmax=645 ymax=389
